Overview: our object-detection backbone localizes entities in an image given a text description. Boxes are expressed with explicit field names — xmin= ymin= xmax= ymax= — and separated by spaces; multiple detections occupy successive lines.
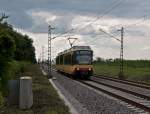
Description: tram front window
xmin=75 ymin=50 xmax=92 ymax=64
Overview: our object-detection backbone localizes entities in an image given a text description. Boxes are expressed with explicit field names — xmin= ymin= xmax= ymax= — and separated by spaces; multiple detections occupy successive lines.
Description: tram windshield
xmin=75 ymin=50 xmax=92 ymax=64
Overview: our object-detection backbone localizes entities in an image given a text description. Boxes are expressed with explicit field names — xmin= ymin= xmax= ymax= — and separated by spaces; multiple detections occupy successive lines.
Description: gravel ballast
xmin=91 ymin=76 xmax=150 ymax=97
xmin=52 ymin=79 xmax=91 ymax=114
xmin=52 ymin=70 xmax=140 ymax=114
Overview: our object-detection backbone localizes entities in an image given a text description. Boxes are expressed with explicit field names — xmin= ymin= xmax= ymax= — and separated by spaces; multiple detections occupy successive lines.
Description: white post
xmin=19 ymin=77 xmax=33 ymax=109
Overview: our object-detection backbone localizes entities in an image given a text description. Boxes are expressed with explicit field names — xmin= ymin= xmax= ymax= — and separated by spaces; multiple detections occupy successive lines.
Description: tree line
xmin=0 ymin=14 xmax=36 ymax=95
xmin=94 ymin=57 xmax=150 ymax=68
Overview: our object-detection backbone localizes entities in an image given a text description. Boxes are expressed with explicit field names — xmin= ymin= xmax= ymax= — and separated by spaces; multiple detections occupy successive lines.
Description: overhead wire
xmin=124 ymin=15 xmax=147 ymax=28
xmin=74 ymin=0 xmax=125 ymax=33
xmin=84 ymin=3 xmax=149 ymax=44
xmin=85 ymin=2 xmax=149 ymax=44
xmin=99 ymin=28 xmax=120 ymax=42
xmin=70 ymin=0 xmax=125 ymax=45
xmin=49 ymin=0 xmax=126 ymax=53
xmin=52 ymin=0 xmax=125 ymax=39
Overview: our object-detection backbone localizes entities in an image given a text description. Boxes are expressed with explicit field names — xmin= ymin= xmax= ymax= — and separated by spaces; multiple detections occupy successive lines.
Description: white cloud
xmin=26 ymin=10 xmax=59 ymax=32
xmin=14 ymin=11 xmax=150 ymax=60
xmin=1 ymin=0 xmax=150 ymax=61
xmin=29 ymin=11 xmax=57 ymax=24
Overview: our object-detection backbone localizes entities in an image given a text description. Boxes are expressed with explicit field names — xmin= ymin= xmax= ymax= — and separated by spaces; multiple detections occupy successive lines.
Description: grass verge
xmin=1 ymin=64 xmax=70 ymax=114
xmin=93 ymin=63 xmax=150 ymax=83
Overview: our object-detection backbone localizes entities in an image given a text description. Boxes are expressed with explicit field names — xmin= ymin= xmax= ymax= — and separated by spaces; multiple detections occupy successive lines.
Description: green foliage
xmin=0 ymin=15 xmax=36 ymax=98
xmin=0 ymin=92 xmax=4 ymax=107
xmin=0 ymin=60 xmax=30 ymax=95
xmin=0 ymin=13 xmax=9 ymax=24
xmin=0 ymin=34 xmax=16 ymax=94
xmin=94 ymin=57 xmax=150 ymax=68
xmin=3 ymin=61 xmax=29 ymax=79
xmin=0 ymin=34 xmax=16 ymax=60
xmin=0 ymin=21 xmax=36 ymax=63
xmin=93 ymin=59 xmax=150 ymax=83
xmin=13 ymin=34 xmax=36 ymax=63
xmin=1 ymin=65 xmax=70 ymax=114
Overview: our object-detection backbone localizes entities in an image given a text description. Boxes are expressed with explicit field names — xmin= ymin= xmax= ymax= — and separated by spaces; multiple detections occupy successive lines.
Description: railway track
xmin=58 ymin=72 xmax=150 ymax=112
xmin=48 ymin=67 xmax=150 ymax=112
xmin=94 ymin=74 xmax=150 ymax=89
xmin=91 ymin=76 xmax=150 ymax=100
xmin=89 ymin=75 xmax=150 ymax=112
xmin=79 ymin=80 xmax=150 ymax=112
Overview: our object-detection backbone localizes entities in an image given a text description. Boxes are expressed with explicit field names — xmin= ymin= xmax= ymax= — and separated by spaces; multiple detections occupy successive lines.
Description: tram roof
xmin=57 ymin=46 xmax=92 ymax=56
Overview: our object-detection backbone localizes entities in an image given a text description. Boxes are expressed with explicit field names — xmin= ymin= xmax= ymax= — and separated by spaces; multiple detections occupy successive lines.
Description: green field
xmin=93 ymin=60 xmax=150 ymax=83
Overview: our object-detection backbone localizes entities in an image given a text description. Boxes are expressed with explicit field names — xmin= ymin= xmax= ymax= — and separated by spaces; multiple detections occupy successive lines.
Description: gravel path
xmin=52 ymin=70 xmax=140 ymax=114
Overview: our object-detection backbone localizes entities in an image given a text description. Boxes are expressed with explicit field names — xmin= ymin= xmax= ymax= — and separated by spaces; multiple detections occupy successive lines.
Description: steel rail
xmin=93 ymin=74 xmax=150 ymax=89
xmin=79 ymin=80 xmax=150 ymax=112
xmin=48 ymin=67 xmax=150 ymax=112
xmin=91 ymin=77 xmax=150 ymax=100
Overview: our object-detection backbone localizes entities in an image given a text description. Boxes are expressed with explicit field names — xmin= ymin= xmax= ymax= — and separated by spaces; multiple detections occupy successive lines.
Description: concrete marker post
xmin=19 ymin=77 xmax=33 ymax=109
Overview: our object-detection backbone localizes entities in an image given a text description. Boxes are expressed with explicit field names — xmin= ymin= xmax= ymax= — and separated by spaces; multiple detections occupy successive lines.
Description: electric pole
xmin=42 ymin=46 xmax=44 ymax=63
xmin=118 ymin=27 xmax=124 ymax=79
xmin=48 ymin=25 xmax=55 ymax=78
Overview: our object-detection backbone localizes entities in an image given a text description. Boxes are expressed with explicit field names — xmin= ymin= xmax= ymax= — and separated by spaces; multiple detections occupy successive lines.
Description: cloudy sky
xmin=1 ymin=0 xmax=150 ymax=60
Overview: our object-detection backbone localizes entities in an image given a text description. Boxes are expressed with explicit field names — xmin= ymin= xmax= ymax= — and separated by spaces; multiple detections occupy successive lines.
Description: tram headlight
xmin=75 ymin=68 xmax=80 ymax=71
xmin=77 ymin=68 xmax=80 ymax=70
xmin=88 ymin=68 xmax=92 ymax=71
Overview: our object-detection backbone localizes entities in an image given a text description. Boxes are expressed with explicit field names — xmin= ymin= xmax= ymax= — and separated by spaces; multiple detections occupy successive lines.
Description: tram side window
xmin=64 ymin=54 xmax=68 ymax=65
xmin=56 ymin=57 xmax=59 ymax=65
xmin=68 ymin=54 xmax=71 ymax=64
xmin=64 ymin=55 xmax=67 ymax=65
xmin=64 ymin=55 xmax=66 ymax=65
xmin=64 ymin=54 xmax=71 ymax=65
xmin=60 ymin=55 xmax=63 ymax=65
xmin=72 ymin=52 xmax=76 ymax=65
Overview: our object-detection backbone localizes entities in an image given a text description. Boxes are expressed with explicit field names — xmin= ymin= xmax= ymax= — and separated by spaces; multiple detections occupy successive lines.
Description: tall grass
xmin=0 ymin=61 xmax=30 ymax=96
xmin=0 ymin=92 xmax=4 ymax=107
xmin=94 ymin=59 xmax=150 ymax=67
xmin=93 ymin=59 xmax=150 ymax=83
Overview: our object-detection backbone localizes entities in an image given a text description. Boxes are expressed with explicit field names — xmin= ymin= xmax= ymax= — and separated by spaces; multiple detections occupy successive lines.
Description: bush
xmin=0 ymin=60 xmax=30 ymax=96
xmin=0 ymin=92 xmax=4 ymax=107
